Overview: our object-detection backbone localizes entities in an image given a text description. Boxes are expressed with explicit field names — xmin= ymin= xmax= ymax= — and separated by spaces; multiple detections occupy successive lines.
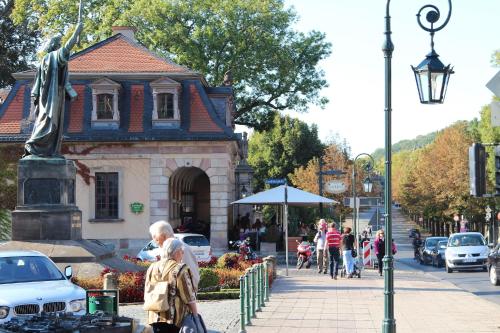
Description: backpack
xmin=143 ymin=261 xmax=185 ymax=313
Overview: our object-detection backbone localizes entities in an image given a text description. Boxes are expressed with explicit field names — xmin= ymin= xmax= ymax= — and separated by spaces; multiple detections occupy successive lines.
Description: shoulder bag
xmin=143 ymin=262 xmax=184 ymax=313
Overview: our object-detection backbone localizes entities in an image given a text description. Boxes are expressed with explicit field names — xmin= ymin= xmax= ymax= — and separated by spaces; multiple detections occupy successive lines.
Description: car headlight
xmin=0 ymin=306 xmax=9 ymax=319
xmin=69 ymin=299 xmax=86 ymax=313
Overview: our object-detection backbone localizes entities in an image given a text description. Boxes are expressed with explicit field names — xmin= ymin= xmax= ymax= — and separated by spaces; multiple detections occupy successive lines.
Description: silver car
xmin=445 ymin=232 xmax=489 ymax=273
xmin=0 ymin=251 xmax=86 ymax=323
xmin=136 ymin=233 xmax=211 ymax=263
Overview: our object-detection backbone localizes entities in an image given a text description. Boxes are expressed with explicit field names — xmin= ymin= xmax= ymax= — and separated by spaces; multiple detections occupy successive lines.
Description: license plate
xmin=463 ymin=258 xmax=476 ymax=263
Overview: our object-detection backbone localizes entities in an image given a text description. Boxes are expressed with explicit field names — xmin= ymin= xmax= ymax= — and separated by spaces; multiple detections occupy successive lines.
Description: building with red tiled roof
xmin=0 ymin=28 xmax=248 ymax=251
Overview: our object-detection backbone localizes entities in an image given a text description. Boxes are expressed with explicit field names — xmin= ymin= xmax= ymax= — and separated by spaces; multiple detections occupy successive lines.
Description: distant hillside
xmin=371 ymin=131 xmax=438 ymax=161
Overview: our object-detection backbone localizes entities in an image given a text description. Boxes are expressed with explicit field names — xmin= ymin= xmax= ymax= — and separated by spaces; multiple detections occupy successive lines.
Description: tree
xmin=12 ymin=0 xmax=331 ymax=130
xmin=0 ymin=209 xmax=11 ymax=240
xmin=247 ymin=113 xmax=324 ymax=191
xmin=0 ymin=0 xmax=38 ymax=88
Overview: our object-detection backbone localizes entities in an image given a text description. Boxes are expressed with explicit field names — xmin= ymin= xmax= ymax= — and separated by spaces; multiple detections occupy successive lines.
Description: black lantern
xmin=412 ymin=1 xmax=454 ymax=104
xmin=412 ymin=50 xmax=453 ymax=104
xmin=240 ymin=185 xmax=248 ymax=198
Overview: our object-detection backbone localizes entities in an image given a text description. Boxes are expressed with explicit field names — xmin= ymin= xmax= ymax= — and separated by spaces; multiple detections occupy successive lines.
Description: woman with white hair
xmin=144 ymin=238 xmax=198 ymax=333
xmin=149 ymin=221 xmax=200 ymax=288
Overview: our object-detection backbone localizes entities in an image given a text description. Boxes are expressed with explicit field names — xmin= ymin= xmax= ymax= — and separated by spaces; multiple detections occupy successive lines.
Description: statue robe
xmin=24 ymin=47 xmax=75 ymax=157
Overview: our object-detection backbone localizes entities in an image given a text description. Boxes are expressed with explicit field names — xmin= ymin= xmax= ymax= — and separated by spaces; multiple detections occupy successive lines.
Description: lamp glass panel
xmin=421 ymin=72 xmax=430 ymax=102
xmin=430 ymin=72 xmax=444 ymax=101
xmin=363 ymin=180 xmax=373 ymax=193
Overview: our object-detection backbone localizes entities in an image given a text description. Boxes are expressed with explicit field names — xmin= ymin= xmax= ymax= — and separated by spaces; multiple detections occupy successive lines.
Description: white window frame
xmin=150 ymin=77 xmax=181 ymax=126
xmin=90 ymin=78 xmax=121 ymax=125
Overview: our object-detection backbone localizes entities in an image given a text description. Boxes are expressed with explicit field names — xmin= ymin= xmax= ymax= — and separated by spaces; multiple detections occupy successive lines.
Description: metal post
xmin=251 ymin=268 xmax=256 ymax=318
xmin=264 ymin=261 xmax=270 ymax=302
xmin=376 ymin=199 xmax=379 ymax=232
xmin=259 ymin=264 xmax=265 ymax=307
xmin=319 ymin=158 xmax=324 ymax=216
xmin=239 ymin=277 xmax=246 ymax=333
xmin=284 ymin=183 xmax=289 ymax=276
xmin=352 ymin=165 xmax=357 ymax=266
xmin=382 ymin=1 xmax=396 ymax=331
xmin=255 ymin=265 xmax=261 ymax=312
xmin=245 ymin=273 xmax=251 ymax=325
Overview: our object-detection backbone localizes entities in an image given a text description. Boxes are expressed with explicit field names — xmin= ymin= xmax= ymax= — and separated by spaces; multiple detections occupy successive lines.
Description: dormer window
xmin=157 ymin=93 xmax=175 ymax=119
xmin=150 ymin=77 xmax=181 ymax=129
xmin=90 ymin=78 xmax=121 ymax=129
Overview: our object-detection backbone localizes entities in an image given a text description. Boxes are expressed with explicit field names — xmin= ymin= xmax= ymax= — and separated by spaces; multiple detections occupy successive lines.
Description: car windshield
xmin=182 ymin=236 xmax=209 ymax=247
xmin=0 ymin=256 xmax=65 ymax=284
xmin=426 ymin=238 xmax=446 ymax=248
xmin=437 ymin=241 xmax=447 ymax=249
xmin=448 ymin=234 xmax=486 ymax=247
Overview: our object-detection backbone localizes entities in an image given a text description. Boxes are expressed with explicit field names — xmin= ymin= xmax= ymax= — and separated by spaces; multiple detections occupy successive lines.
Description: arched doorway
xmin=169 ymin=167 xmax=210 ymax=239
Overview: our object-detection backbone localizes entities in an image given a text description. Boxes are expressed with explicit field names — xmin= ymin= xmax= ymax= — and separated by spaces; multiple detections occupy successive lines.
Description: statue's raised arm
xmin=64 ymin=0 xmax=84 ymax=52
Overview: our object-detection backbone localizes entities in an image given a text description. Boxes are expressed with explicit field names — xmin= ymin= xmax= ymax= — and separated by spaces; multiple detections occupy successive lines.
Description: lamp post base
xmin=382 ymin=320 xmax=396 ymax=333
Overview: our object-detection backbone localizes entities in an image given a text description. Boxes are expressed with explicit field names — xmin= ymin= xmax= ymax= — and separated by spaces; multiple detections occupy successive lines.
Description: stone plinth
xmin=12 ymin=157 xmax=82 ymax=241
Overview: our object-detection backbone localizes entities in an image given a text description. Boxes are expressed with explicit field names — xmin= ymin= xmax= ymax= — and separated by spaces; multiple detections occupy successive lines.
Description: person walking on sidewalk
xmin=314 ymin=219 xmax=328 ymax=274
xmin=324 ymin=222 xmax=342 ymax=279
xmin=341 ymin=227 xmax=356 ymax=278
xmin=374 ymin=229 xmax=397 ymax=276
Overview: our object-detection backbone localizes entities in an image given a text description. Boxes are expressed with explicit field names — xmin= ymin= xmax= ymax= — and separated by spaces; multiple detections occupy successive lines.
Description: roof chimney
xmin=111 ymin=26 xmax=136 ymax=41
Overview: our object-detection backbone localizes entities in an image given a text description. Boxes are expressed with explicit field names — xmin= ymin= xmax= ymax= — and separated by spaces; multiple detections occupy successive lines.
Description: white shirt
xmin=314 ymin=230 xmax=327 ymax=249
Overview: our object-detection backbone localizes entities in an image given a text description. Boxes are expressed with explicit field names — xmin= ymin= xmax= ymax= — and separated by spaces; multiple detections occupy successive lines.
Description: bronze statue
xmin=24 ymin=2 xmax=84 ymax=158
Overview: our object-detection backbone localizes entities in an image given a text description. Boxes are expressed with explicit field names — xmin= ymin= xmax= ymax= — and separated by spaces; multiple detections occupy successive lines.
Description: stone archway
xmin=169 ymin=167 xmax=210 ymax=239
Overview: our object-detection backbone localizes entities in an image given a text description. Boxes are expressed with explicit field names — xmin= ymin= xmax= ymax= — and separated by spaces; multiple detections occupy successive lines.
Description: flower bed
xmin=72 ymin=254 xmax=273 ymax=303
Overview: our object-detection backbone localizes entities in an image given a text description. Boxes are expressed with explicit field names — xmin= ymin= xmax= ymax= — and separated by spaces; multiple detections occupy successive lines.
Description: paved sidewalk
xmin=243 ymin=266 xmax=500 ymax=333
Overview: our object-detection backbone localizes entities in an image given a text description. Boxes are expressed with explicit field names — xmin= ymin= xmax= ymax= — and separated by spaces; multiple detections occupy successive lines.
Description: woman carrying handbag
xmin=144 ymin=239 xmax=203 ymax=333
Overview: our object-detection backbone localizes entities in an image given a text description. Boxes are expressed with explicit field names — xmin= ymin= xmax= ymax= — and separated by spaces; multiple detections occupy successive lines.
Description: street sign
xmin=265 ymin=178 xmax=286 ymax=185
xmin=487 ymin=70 xmax=500 ymax=127
xmin=325 ymin=180 xmax=346 ymax=194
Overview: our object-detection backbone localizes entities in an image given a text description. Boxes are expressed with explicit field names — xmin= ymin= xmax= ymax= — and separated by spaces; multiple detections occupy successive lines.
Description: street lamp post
xmin=382 ymin=1 xmax=453 ymax=332
xmin=352 ymin=153 xmax=374 ymax=270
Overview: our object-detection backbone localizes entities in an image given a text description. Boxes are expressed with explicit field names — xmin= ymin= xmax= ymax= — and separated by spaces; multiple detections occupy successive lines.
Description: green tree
xmin=0 ymin=0 xmax=38 ymax=87
xmin=12 ymin=0 xmax=331 ymax=130
xmin=0 ymin=209 xmax=11 ymax=240
xmin=248 ymin=113 xmax=324 ymax=191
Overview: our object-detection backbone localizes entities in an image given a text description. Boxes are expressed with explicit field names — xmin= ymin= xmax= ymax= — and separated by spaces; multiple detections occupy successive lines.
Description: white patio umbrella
xmin=232 ymin=185 xmax=338 ymax=275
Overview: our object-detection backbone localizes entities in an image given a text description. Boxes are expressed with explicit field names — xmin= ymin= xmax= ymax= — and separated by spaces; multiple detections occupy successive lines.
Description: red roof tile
xmin=189 ymin=84 xmax=223 ymax=133
xmin=68 ymin=85 xmax=85 ymax=133
xmin=0 ymin=86 xmax=24 ymax=134
xmin=129 ymin=85 xmax=144 ymax=132
xmin=69 ymin=35 xmax=190 ymax=73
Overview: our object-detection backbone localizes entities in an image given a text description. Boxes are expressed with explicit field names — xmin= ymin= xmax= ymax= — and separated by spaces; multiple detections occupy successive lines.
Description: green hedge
xmin=198 ymin=290 xmax=240 ymax=300
xmin=198 ymin=268 xmax=219 ymax=290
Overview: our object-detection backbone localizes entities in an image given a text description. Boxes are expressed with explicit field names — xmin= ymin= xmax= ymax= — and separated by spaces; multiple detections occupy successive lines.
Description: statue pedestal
xmin=12 ymin=158 xmax=82 ymax=240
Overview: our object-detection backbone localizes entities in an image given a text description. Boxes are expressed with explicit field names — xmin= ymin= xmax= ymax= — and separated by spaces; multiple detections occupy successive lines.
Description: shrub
xmin=199 ymin=256 xmax=218 ymax=268
xmin=216 ymin=253 xmax=240 ymax=269
xmin=197 ymin=290 xmax=240 ymax=300
xmin=214 ymin=268 xmax=242 ymax=289
xmin=198 ymin=268 xmax=219 ymax=290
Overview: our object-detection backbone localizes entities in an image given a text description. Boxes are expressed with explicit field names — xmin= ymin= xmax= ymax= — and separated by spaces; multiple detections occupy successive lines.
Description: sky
xmin=275 ymin=0 xmax=500 ymax=156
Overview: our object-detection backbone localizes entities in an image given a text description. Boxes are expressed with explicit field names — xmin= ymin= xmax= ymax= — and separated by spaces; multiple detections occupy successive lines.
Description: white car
xmin=445 ymin=232 xmax=489 ymax=273
xmin=136 ymin=233 xmax=212 ymax=263
xmin=0 ymin=250 xmax=86 ymax=324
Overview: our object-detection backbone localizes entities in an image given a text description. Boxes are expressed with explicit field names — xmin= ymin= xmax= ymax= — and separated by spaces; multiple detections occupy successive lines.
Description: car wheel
xmin=446 ymin=262 xmax=453 ymax=273
xmin=490 ymin=266 xmax=500 ymax=286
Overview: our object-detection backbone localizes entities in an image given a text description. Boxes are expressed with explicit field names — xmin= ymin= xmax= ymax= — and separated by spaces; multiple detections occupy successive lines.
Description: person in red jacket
xmin=323 ymin=222 xmax=342 ymax=279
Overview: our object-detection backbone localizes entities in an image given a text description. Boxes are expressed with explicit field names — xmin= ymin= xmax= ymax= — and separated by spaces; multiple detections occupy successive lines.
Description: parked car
xmin=419 ymin=237 xmax=447 ymax=265
xmin=445 ymin=232 xmax=489 ymax=273
xmin=136 ymin=233 xmax=211 ymax=263
xmin=487 ymin=243 xmax=500 ymax=286
xmin=0 ymin=251 xmax=86 ymax=324
xmin=430 ymin=240 xmax=448 ymax=267
xmin=409 ymin=228 xmax=420 ymax=238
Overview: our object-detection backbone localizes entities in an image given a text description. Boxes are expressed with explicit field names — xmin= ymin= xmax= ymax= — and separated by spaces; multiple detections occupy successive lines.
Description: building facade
xmin=0 ymin=27 xmax=242 ymax=250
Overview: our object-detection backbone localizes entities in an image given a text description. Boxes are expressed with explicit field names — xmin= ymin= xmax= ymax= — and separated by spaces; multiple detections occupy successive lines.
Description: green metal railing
xmin=239 ymin=261 xmax=272 ymax=333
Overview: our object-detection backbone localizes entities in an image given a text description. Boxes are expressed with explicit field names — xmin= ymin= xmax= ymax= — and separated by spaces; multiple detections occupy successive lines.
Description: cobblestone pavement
xmin=120 ymin=299 xmax=240 ymax=333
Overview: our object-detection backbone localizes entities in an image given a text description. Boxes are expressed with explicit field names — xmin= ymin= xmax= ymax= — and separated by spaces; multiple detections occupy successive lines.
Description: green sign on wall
xmin=130 ymin=202 xmax=144 ymax=214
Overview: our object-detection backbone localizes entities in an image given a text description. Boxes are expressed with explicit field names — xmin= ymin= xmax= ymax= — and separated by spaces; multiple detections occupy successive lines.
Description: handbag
xmin=180 ymin=313 xmax=207 ymax=333
xmin=351 ymin=249 xmax=357 ymax=258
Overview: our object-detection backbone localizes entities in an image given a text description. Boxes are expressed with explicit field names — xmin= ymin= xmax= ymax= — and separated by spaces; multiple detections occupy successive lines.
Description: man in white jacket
xmin=149 ymin=220 xmax=200 ymax=289
xmin=313 ymin=219 xmax=328 ymax=274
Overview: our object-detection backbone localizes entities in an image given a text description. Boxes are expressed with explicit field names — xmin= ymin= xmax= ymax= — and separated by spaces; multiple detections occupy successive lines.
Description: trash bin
xmin=86 ymin=290 xmax=119 ymax=315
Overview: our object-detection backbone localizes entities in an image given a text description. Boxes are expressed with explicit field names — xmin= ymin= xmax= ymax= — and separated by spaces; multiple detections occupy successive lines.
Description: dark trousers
xmin=328 ymin=246 xmax=340 ymax=277
xmin=377 ymin=253 xmax=384 ymax=274
xmin=151 ymin=323 xmax=180 ymax=333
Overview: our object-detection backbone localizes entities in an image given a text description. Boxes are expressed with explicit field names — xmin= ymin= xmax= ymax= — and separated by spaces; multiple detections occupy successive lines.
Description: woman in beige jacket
xmin=145 ymin=238 xmax=198 ymax=333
